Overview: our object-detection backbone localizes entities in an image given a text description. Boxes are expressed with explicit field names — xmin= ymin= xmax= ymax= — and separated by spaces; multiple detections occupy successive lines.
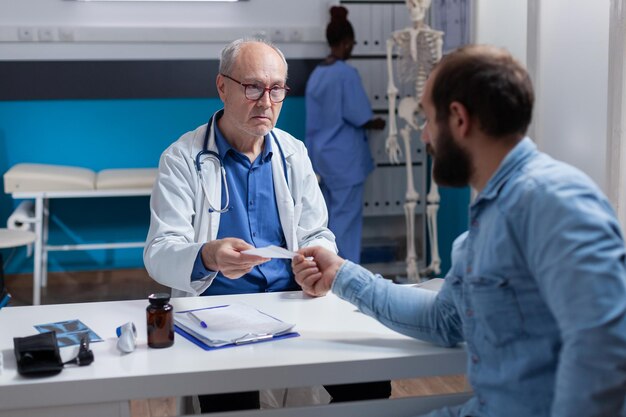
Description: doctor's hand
xmin=363 ymin=117 xmax=386 ymax=130
xmin=201 ymin=238 xmax=269 ymax=279
xmin=292 ymin=247 xmax=345 ymax=297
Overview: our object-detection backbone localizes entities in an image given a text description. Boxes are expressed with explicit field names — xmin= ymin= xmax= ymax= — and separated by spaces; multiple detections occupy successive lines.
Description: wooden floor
xmin=5 ymin=268 xmax=170 ymax=306
xmin=5 ymin=269 xmax=470 ymax=416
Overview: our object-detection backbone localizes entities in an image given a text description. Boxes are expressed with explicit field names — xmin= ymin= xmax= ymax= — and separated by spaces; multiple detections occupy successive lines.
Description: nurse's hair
xmin=219 ymin=37 xmax=288 ymax=78
xmin=326 ymin=6 xmax=354 ymax=47
xmin=431 ymin=44 xmax=534 ymax=137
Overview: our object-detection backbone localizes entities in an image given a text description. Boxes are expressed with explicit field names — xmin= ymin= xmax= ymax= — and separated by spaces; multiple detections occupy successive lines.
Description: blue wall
xmin=0 ymin=97 xmax=467 ymax=275
xmin=438 ymin=187 xmax=470 ymax=275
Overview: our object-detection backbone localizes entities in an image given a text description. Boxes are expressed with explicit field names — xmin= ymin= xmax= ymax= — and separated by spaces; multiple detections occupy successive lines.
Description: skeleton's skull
xmin=406 ymin=0 xmax=432 ymax=23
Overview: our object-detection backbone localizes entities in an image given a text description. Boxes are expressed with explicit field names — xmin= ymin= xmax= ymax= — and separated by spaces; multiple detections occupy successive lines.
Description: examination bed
xmin=3 ymin=163 xmax=156 ymax=305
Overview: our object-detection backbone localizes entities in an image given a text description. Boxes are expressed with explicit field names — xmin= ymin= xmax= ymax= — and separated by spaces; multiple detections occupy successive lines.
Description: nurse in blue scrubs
xmin=305 ymin=5 xmax=385 ymax=264
xmin=306 ymin=8 xmax=391 ymax=403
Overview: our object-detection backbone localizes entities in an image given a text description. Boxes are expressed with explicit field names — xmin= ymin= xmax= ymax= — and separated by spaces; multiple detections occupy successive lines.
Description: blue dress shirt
xmin=191 ymin=125 xmax=296 ymax=295
xmin=332 ymin=138 xmax=626 ymax=416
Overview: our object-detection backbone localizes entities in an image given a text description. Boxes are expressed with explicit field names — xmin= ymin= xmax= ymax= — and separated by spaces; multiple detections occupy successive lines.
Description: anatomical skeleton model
xmin=385 ymin=0 xmax=443 ymax=282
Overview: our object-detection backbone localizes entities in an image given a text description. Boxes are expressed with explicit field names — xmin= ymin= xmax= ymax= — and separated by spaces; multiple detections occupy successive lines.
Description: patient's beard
xmin=427 ymin=122 xmax=473 ymax=188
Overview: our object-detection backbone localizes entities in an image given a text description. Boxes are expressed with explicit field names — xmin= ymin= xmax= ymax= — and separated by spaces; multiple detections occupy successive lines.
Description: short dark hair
xmin=326 ymin=6 xmax=354 ymax=47
xmin=431 ymin=45 xmax=534 ymax=137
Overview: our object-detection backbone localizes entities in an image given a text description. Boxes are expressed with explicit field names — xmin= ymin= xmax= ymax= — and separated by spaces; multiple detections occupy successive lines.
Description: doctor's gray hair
xmin=219 ymin=37 xmax=289 ymax=78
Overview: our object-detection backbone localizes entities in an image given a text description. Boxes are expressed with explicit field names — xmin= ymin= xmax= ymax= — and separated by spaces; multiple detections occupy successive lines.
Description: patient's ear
xmin=449 ymin=101 xmax=471 ymax=138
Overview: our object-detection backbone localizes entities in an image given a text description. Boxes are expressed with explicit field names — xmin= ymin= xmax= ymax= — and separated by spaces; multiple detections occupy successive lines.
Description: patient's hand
xmin=202 ymin=238 xmax=269 ymax=279
xmin=292 ymin=247 xmax=345 ymax=297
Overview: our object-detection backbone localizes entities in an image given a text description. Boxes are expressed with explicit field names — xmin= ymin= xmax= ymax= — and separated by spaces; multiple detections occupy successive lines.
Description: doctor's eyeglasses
xmin=221 ymin=73 xmax=290 ymax=103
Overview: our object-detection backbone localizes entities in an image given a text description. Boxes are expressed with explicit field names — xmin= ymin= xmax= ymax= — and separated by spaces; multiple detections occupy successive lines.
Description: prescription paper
xmin=241 ymin=245 xmax=298 ymax=259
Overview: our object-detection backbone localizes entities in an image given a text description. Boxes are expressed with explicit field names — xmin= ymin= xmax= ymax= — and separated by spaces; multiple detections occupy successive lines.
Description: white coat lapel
xmin=194 ymin=115 xmax=222 ymax=242
xmin=270 ymin=132 xmax=297 ymax=251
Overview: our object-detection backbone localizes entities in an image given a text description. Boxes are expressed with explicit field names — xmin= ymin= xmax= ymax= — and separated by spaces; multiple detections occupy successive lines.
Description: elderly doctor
xmin=146 ymin=38 xmax=395 ymax=413
xmin=144 ymin=38 xmax=336 ymax=302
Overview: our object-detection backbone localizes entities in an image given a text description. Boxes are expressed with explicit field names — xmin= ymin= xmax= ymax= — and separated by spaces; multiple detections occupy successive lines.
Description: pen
xmin=187 ymin=311 xmax=208 ymax=328
xmin=0 ymin=291 xmax=10 ymax=310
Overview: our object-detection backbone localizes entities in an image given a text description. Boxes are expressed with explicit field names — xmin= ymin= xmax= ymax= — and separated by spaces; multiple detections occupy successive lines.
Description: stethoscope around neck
xmin=194 ymin=113 xmax=288 ymax=214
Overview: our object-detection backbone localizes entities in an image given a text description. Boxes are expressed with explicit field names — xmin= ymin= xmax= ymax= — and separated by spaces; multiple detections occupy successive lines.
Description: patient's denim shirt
xmin=333 ymin=138 xmax=626 ymax=417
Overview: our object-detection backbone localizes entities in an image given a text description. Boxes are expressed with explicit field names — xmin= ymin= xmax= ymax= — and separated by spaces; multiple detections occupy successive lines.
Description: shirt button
xmin=471 ymin=354 xmax=479 ymax=364
xmin=249 ymin=200 xmax=254 ymax=206
xmin=466 ymin=309 xmax=474 ymax=317
xmin=252 ymin=232 xmax=257 ymax=237
xmin=471 ymin=219 xmax=479 ymax=227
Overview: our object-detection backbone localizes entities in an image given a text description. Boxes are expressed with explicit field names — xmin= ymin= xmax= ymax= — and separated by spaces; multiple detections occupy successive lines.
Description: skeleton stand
xmin=386 ymin=21 xmax=443 ymax=282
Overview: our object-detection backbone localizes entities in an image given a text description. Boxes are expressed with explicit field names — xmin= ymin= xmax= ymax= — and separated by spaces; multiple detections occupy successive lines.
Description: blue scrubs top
xmin=191 ymin=124 xmax=296 ymax=295
xmin=305 ymin=60 xmax=374 ymax=189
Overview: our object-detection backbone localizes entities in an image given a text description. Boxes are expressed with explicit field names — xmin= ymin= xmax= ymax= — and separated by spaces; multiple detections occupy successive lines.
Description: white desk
xmin=0 ymin=291 xmax=469 ymax=417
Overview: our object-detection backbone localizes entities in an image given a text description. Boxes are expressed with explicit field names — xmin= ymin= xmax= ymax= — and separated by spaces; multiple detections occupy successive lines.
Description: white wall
xmin=532 ymin=0 xmax=611 ymax=192
xmin=473 ymin=0 xmax=527 ymax=66
xmin=475 ymin=0 xmax=613 ymax=193
xmin=0 ymin=0 xmax=328 ymax=27
xmin=0 ymin=0 xmax=337 ymax=59
xmin=606 ymin=0 xmax=626 ymax=226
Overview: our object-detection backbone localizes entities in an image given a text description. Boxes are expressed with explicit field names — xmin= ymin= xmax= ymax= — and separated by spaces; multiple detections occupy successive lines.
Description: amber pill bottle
xmin=146 ymin=293 xmax=174 ymax=348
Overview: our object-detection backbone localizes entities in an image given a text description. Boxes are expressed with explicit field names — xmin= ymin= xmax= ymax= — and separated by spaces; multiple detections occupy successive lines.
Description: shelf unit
xmin=341 ymin=0 xmax=472 ymax=279
xmin=341 ymin=0 xmax=426 ymax=278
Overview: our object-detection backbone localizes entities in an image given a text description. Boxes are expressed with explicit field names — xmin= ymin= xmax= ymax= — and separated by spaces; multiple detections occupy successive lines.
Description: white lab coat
xmin=144 ymin=110 xmax=337 ymax=297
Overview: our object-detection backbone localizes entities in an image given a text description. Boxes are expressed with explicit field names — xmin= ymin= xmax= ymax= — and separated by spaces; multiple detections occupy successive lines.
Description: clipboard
xmin=174 ymin=304 xmax=300 ymax=351
xmin=175 ymin=326 xmax=299 ymax=351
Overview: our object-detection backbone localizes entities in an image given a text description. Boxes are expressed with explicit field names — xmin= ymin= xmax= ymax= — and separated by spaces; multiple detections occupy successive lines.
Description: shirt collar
xmin=474 ymin=137 xmax=537 ymax=204
xmin=262 ymin=133 xmax=274 ymax=162
xmin=214 ymin=120 xmax=273 ymax=163
xmin=213 ymin=120 xmax=232 ymax=159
